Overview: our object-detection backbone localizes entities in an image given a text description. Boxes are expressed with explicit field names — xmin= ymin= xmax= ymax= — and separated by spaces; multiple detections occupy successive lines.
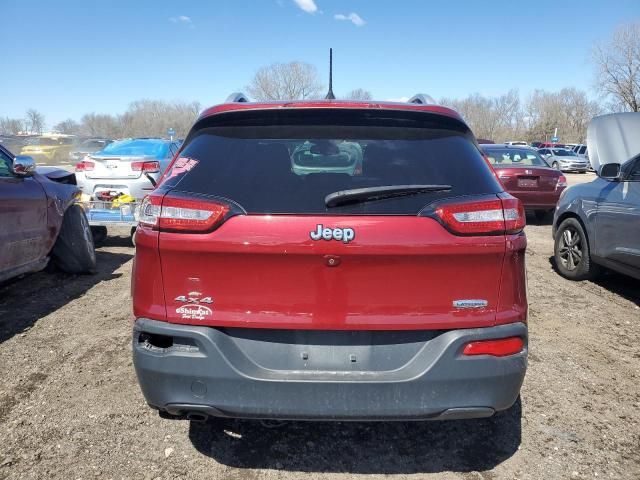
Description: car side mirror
xmin=12 ymin=155 xmax=36 ymax=176
xmin=599 ymin=163 xmax=622 ymax=180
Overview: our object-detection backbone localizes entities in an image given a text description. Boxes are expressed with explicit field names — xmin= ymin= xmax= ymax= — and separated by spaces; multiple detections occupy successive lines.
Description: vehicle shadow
xmin=548 ymin=257 xmax=640 ymax=307
xmin=525 ymin=211 xmax=553 ymax=226
xmin=188 ymin=399 xmax=521 ymax=474
xmin=0 ymin=249 xmax=132 ymax=344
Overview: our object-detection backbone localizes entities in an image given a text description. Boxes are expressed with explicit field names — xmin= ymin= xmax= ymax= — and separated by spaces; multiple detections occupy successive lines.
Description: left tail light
xmin=75 ymin=160 xmax=94 ymax=172
xmin=138 ymin=193 xmax=232 ymax=233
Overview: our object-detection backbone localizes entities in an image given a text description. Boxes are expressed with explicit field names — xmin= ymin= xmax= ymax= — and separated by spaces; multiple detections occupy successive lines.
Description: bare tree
xmin=25 ymin=109 xmax=45 ymax=134
xmin=247 ymin=62 xmax=324 ymax=101
xmin=0 ymin=117 xmax=24 ymax=135
xmin=344 ymin=88 xmax=373 ymax=100
xmin=53 ymin=118 xmax=81 ymax=135
xmin=81 ymin=113 xmax=122 ymax=138
xmin=592 ymin=22 xmax=640 ymax=112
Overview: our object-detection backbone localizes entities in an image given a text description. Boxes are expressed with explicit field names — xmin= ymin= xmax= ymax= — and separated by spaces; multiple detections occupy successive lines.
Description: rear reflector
xmin=435 ymin=195 xmax=525 ymax=235
xmin=75 ymin=160 xmax=94 ymax=172
xmin=138 ymin=194 xmax=230 ymax=233
xmin=132 ymin=161 xmax=160 ymax=173
xmin=462 ymin=337 xmax=524 ymax=357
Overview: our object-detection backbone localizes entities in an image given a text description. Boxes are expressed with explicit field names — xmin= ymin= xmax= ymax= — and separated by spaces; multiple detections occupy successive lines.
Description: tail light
xmin=138 ymin=194 xmax=231 ymax=233
xmin=132 ymin=161 xmax=160 ymax=173
xmin=434 ymin=195 xmax=525 ymax=236
xmin=556 ymin=175 xmax=567 ymax=190
xmin=462 ymin=337 xmax=524 ymax=357
xmin=75 ymin=160 xmax=94 ymax=172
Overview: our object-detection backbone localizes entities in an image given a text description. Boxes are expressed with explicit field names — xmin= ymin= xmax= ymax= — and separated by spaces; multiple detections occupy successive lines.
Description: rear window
xmin=164 ymin=110 xmax=501 ymax=215
xmin=101 ymin=139 xmax=168 ymax=157
xmin=483 ymin=148 xmax=549 ymax=167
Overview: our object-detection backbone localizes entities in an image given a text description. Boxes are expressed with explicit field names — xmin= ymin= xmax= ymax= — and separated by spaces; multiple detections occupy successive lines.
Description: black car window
xmin=0 ymin=149 xmax=13 ymax=177
xmin=162 ymin=110 xmax=502 ymax=215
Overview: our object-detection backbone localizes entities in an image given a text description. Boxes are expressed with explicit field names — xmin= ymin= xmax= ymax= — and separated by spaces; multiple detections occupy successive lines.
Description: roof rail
xmin=225 ymin=92 xmax=250 ymax=103
xmin=408 ymin=94 xmax=435 ymax=105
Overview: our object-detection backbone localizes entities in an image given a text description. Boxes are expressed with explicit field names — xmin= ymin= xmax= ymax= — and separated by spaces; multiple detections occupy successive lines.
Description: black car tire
xmin=52 ymin=204 xmax=97 ymax=274
xmin=554 ymin=217 xmax=599 ymax=281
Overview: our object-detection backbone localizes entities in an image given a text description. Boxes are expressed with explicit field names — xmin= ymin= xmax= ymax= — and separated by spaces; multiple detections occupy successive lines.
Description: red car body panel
xmin=493 ymin=166 xmax=565 ymax=209
xmin=133 ymin=215 xmax=527 ymax=330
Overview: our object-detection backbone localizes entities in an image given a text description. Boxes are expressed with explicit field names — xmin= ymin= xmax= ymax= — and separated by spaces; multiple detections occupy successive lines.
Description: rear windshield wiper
xmin=325 ymin=184 xmax=452 ymax=208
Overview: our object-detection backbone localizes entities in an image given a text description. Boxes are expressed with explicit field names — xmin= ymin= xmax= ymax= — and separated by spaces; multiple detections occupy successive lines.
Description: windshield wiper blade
xmin=325 ymin=184 xmax=452 ymax=208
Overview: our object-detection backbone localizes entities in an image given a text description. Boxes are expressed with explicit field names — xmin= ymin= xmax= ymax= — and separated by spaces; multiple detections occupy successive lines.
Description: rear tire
xmin=554 ymin=217 xmax=599 ymax=281
xmin=52 ymin=204 xmax=96 ymax=274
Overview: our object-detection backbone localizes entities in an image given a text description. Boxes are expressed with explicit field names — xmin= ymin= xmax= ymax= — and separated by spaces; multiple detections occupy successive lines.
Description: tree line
xmin=1 ymin=22 xmax=636 ymax=143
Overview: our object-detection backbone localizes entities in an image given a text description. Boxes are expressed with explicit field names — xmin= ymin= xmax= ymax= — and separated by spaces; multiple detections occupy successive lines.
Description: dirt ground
xmin=1 ymin=175 xmax=639 ymax=479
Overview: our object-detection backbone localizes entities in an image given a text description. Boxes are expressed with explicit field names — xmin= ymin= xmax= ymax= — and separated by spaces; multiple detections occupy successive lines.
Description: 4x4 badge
xmin=175 ymin=293 xmax=214 ymax=304
xmin=310 ymin=224 xmax=355 ymax=243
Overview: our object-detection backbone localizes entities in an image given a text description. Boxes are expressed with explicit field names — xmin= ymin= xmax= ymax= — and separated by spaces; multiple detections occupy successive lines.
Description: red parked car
xmin=481 ymin=144 xmax=567 ymax=221
xmin=0 ymin=145 xmax=96 ymax=283
xmin=132 ymin=95 xmax=528 ymax=422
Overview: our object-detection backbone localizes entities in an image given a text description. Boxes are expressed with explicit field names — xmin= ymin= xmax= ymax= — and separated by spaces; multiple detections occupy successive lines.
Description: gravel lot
xmin=1 ymin=173 xmax=639 ymax=480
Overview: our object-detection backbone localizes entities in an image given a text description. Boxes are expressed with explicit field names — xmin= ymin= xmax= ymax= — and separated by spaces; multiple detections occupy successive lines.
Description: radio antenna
xmin=325 ymin=48 xmax=336 ymax=100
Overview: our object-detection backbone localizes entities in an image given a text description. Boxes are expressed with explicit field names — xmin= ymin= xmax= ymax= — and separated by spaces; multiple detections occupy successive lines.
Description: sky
xmin=1 ymin=0 xmax=638 ymax=127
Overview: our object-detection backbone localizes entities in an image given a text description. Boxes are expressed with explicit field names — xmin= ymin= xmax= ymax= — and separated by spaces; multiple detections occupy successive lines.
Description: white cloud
xmin=334 ymin=12 xmax=366 ymax=27
xmin=386 ymin=97 xmax=409 ymax=103
xmin=293 ymin=0 xmax=317 ymax=14
xmin=169 ymin=15 xmax=192 ymax=24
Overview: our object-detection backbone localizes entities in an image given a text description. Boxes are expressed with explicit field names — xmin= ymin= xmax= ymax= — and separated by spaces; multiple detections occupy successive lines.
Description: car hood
xmin=587 ymin=112 xmax=640 ymax=171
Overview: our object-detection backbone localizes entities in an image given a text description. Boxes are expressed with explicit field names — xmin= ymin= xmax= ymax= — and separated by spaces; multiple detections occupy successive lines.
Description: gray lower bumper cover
xmin=133 ymin=319 xmax=527 ymax=421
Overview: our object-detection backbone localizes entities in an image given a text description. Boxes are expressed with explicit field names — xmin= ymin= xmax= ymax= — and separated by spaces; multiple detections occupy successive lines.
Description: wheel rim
xmin=558 ymin=226 xmax=583 ymax=271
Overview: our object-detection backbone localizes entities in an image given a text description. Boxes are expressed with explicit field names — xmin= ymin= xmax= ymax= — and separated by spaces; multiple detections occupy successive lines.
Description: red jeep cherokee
xmin=132 ymin=96 xmax=528 ymax=421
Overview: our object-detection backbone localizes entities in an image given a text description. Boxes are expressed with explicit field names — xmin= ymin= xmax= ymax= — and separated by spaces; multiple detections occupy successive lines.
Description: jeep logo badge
xmin=310 ymin=224 xmax=355 ymax=243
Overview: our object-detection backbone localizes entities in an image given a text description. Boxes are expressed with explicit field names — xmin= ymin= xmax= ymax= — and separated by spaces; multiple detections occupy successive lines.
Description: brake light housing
xmin=132 ymin=161 xmax=160 ymax=173
xmin=556 ymin=175 xmax=568 ymax=190
xmin=432 ymin=194 xmax=525 ymax=236
xmin=138 ymin=193 xmax=233 ymax=233
xmin=75 ymin=160 xmax=94 ymax=172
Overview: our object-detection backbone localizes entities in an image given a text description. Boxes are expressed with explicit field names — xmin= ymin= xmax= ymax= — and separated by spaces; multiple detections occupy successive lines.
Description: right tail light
xmin=433 ymin=194 xmax=525 ymax=236
xmin=556 ymin=175 xmax=568 ymax=190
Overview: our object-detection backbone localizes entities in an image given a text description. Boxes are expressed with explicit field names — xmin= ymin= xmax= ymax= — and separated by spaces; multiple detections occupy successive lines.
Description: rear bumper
xmin=76 ymin=175 xmax=158 ymax=200
xmin=133 ymin=319 xmax=527 ymax=421
xmin=510 ymin=191 xmax=562 ymax=210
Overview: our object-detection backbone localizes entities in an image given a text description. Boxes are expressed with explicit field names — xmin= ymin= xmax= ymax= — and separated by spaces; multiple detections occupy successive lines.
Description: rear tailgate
xmin=136 ymin=108 xmax=521 ymax=331
xmin=158 ymin=214 xmax=505 ymax=330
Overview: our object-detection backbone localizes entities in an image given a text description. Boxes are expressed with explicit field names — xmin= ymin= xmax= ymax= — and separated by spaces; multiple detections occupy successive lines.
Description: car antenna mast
xmin=325 ymin=48 xmax=336 ymax=100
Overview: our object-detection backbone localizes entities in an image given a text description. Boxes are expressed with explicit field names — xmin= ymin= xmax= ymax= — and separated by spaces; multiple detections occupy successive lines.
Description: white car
xmin=75 ymin=138 xmax=180 ymax=200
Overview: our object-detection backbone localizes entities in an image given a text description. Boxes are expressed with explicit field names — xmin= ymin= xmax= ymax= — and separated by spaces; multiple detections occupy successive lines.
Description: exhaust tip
xmin=186 ymin=412 xmax=209 ymax=422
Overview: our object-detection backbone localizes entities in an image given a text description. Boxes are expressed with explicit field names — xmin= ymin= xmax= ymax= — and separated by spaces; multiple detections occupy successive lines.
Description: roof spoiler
xmin=408 ymin=94 xmax=435 ymax=105
xmin=225 ymin=92 xmax=250 ymax=103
